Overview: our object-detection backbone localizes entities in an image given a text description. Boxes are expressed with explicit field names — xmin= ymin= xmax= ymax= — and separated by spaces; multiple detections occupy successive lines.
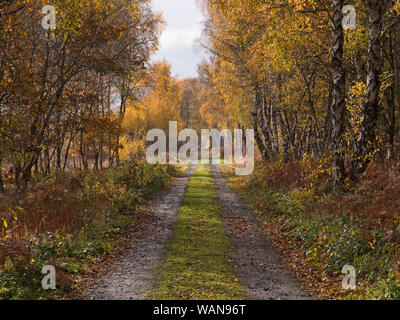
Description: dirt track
xmin=81 ymin=164 xmax=311 ymax=300
xmin=82 ymin=165 xmax=196 ymax=300
xmin=211 ymin=165 xmax=311 ymax=300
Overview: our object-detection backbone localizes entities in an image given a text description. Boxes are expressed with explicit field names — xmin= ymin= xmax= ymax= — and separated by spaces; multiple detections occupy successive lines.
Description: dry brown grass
xmin=255 ymin=161 xmax=306 ymax=191
xmin=318 ymin=162 xmax=400 ymax=242
xmin=0 ymin=174 xmax=92 ymax=266
xmin=251 ymin=158 xmax=400 ymax=242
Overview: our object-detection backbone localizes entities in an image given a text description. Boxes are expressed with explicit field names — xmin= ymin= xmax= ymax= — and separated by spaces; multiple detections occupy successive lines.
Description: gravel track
xmin=82 ymin=165 xmax=197 ymax=300
xmin=211 ymin=165 xmax=312 ymax=300
xmin=81 ymin=164 xmax=311 ymax=300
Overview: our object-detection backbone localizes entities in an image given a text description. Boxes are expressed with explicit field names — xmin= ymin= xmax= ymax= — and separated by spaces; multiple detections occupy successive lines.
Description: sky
xmin=151 ymin=0 xmax=207 ymax=79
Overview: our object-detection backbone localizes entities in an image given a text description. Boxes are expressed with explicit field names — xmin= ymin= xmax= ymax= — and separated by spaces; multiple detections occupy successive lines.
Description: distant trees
xmin=122 ymin=62 xmax=214 ymax=149
xmin=125 ymin=62 xmax=182 ymax=135
xmin=180 ymin=78 xmax=203 ymax=130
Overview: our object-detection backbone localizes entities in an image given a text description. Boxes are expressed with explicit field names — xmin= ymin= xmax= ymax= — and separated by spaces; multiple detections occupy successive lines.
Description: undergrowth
xmin=0 ymin=159 xmax=179 ymax=300
xmin=222 ymin=159 xmax=400 ymax=300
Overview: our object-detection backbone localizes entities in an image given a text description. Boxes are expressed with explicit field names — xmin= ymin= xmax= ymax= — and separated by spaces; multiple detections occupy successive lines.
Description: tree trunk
xmin=350 ymin=0 xmax=384 ymax=178
xmin=276 ymin=108 xmax=289 ymax=159
xmin=252 ymin=86 xmax=268 ymax=161
xmin=270 ymin=102 xmax=280 ymax=155
xmin=80 ymin=130 xmax=88 ymax=171
xmin=384 ymin=22 xmax=399 ymax=160
xmin=63 ymin=131 xmax=76 ymax=170
xmin=44 ymin=148 xmax=50 ymax=176
xmin=331 ymin=0 xmax=347 ymax=184
xmin=260 ymin=96 xmax=274 ymax=156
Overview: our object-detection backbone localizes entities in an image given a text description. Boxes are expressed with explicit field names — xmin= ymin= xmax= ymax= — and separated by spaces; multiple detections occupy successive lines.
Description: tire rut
xmin=82 ymin=165 xmax=197 ymax=300
xmin=211 ymin=165 xmax=312 ymax=300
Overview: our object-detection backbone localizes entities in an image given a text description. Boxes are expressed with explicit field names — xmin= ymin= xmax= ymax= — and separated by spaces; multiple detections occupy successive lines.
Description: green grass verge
xmin=150 ymin=165 xmax=244 ymax=300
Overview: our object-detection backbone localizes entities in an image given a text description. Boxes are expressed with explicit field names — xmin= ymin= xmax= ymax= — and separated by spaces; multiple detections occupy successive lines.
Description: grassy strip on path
xmin=150 ymin=165 xmax=244 ymax=300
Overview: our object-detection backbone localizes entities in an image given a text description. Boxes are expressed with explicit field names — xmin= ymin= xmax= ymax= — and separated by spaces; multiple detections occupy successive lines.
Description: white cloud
xmin=159 ymin=28 xmax=200 ymax=53
xmin=150 ymin=0 xmax=207 ymax=78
